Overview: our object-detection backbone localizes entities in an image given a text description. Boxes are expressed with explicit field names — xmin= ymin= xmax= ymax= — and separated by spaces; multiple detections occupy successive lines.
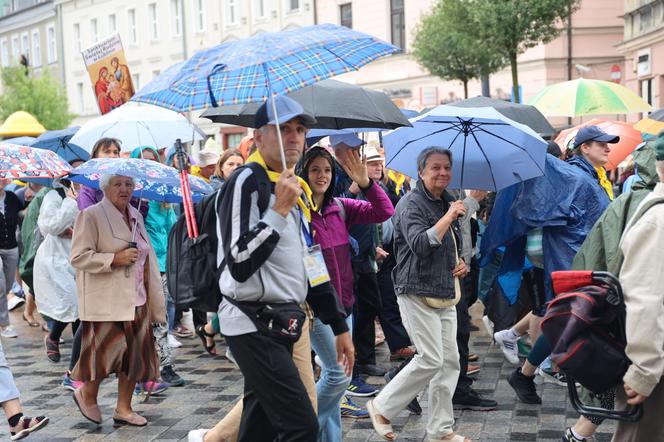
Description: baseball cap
xmin=573 ymin=125 xmax=620 ymax=149
xmin=329 ymin=133 xmax=365 ymax=148
xmin=254 ymin=95 xmax=316 ymax=128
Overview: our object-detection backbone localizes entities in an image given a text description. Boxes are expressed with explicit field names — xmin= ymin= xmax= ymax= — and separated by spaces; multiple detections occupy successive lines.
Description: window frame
xmin=196 ymin=0 xmax=206 ymax=32
xmin=148 ymin=3 xmax=159 ymax=40
xmin=90 ymin=17 xmax=98 ymax=44
xmin=339 ymin=3 xmax=352 ymax=29
xmin=46 ymin=25 xmax=57 ymax=64
xmin=108 ymin=13 xmax=117 ymax=34
xmin=390 ymin=0 xmax=405 ymax=50
xmin=128 ymin=8 xmax=138 ymax=45
xmin=31 ymin=28 xmax=41 ymax=67
xmin=171 ymin=0 xmax=182 ymax=37
xmin=0 ymin=38 xmax=9 ymax=67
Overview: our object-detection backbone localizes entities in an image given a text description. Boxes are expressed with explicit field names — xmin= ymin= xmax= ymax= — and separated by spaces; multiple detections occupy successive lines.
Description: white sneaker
xmin=7 ymin=296 xmax=24 ymax=311
xmin=493 ymin=329 xmax=519 ymax=364
xmin=187 ymin=429 xmax=209 ymax=442
xmin=482 ymin=315 xmax=494 ymax=337
xmin=1 ymin=326 xmax=18 ymax=338
xmin=167 ymin=333 xmax=182 ymax=348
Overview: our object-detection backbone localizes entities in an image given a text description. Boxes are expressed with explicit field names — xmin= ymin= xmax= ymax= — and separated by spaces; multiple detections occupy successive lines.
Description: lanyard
xmin=299 ymin=209 xmax=313 ymax=247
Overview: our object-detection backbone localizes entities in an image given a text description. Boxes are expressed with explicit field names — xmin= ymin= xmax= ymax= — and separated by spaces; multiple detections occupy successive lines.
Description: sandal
xmin=367 ymin=399 xmax=396 ymax=441
xmin=429 ymin=434 xmax=472 ymax=442
xmin=44 ymin=336 xmax=61 ymax=363
xmin=195 ymin=325 xmax=217 ymax=356
xmin=22 ymin=313 xmax=40 ymax=327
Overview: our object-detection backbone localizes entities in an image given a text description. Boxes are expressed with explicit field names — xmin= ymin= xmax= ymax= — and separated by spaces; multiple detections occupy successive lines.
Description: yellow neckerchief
xmin=595 ymin=166 xmax=614 ymax=201
xmin=246 ymin=150 xmax=316 ymax=221
xmin=387 ymin=169 xmax=406 ymax=195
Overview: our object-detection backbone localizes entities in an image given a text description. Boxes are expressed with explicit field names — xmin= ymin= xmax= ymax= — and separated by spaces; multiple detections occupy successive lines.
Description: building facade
xmin=315 ymin=0 xmax=625 ymax=126
xmin=617 ymin=0 xmax=664 ymax=115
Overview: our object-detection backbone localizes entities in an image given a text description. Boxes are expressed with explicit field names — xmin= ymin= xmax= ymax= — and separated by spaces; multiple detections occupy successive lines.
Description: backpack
xmin=541 ymin=197 xmax=664 ymax=394
xmin=166 ymin=163 xmax=271 ymax=312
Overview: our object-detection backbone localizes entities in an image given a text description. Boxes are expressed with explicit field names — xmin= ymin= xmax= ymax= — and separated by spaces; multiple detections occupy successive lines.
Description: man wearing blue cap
xmin=570 ymin=125 xmax=620 ymax=200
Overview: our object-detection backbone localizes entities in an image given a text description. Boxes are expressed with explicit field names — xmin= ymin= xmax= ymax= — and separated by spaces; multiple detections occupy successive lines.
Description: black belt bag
xmin=225 ymin=297 xmax=305 ymax=344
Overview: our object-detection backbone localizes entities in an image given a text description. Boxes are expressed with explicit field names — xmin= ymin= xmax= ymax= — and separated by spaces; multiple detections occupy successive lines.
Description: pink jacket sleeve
xmin=340 ymin=181 xmax=395 ymax=227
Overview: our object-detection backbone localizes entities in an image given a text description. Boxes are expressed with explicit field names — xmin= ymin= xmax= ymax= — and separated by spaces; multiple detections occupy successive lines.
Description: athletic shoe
xmin=356 ymin=364 xmax=386 ymax=377
xmin=7 ymin=296 xmax=25 ymax=312
xmin=384 ymin=368 xmax=421 ymax=414
xmin=452 ymin=388 xmax=497 ymax=411
xmin=493 ymin=329 xmax=520 ymax=364
xmin=1 ymin=326 xmax=18 ymax=338
xmin=134 ymin=381 xmax=169 ymax=396
xmin=44 ymin=336 xmax=61 ymax=363
xmin=340 ymin=396 xmax=369 ymax=419
xmin=508 ymin=368 xmax=541 ymax=404
xmin=9 ymin=415 xmax=49 ymax=440
xmin=172 ymin=324 xmax=193 ymax=338
xmin=187 ymin=429 xmax=210 ymax=442
xmin=561 ymin=426 xmax=589 ymax=442
xmin=466 ymin=364 xmax=481 ymax=376
xmin=161 ymin=365 xmax=185 ymax=387
xmin=537 ymin=367 xmax=570 ymax=387
xmin=482 ymin=315 xmax=494 ymax=337
xmin=517 ymin=339 xmax=532 ymax=358
xmin=62 ymin=372 xmax=83 ymax=391
xmin=346 ymin=376 xmax=378 ymax=397
xmin=167 ymin=333 xmax=182 ymax=348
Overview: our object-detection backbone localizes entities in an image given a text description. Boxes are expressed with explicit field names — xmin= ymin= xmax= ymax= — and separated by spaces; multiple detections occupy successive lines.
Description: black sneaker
xmin=384 ymin=367 xmax=422 ymax=414
xmin=561 ymin=427 xmax=588 ymax=442
xmin=161 ymin=365 xmax=185 ymax=387
xmin=452 ymin=388 xmax=497 ymax=411
xmin=508 ymin=368 xmax=542 ymax=404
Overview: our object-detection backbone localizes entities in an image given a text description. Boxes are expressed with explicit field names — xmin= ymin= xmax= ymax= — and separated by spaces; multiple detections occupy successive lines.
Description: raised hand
xmin=336 ymin=148 xmax=370 ymax=189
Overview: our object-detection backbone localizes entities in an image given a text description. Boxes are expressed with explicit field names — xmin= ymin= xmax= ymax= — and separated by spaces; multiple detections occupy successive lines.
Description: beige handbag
xmin=422 ymin=231 xmax=462 ymax=309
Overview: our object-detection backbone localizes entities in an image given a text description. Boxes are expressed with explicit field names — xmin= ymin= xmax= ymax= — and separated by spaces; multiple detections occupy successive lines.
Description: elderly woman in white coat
xmin=34 ymin=179 xmax=80 ymax=364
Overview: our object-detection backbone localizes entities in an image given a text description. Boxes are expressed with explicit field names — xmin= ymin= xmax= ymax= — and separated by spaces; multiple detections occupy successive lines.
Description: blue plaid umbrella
xmin=131 ymin=24 xmax=399 ymax=112
xmin=32 ymin=127 xmax=90 ymax=163
xmin=68 ymin=158 xmax=213 ymax=203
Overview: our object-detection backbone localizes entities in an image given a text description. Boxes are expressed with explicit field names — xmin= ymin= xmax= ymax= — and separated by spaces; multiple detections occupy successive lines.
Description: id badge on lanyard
xmin=300 ymin=210 xmax=330 ymax=287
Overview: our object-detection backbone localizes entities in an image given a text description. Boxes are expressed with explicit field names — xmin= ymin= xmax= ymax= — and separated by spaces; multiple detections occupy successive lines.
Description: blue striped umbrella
xmin=131 ymin=24 xmax=399 ymax=112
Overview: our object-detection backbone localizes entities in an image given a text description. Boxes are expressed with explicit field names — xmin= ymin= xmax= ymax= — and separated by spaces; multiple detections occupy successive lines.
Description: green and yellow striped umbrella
xmin=528 ymin=78 xmax=652 ymax=117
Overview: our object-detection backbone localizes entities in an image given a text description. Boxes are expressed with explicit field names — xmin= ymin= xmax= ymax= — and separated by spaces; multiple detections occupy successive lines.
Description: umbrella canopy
xmin=69 ymin=103 xmax=205 ymax=153
xmin=32 ymin=127 xmax=90 ymax=162
xmin=384 ymin=106 xmax=547 ymax=191
xmin=131 ymin=24 xmax=399 ymax=112
xmin=634 ymin=108 xmax=664 ymax=135
xmin=0 ymin=111 xmax=46 ymax=137
xmin=68 ymin=158 xmax=213 ymax=203
xmin=2 ymin=136 xmax=37 ymax=145
xmin=554 ymin=119 xmax=642 ymax=170
xmin=0 ymin=143 xmax=71 ymax=180
xmin=201 ymin=79 xmax=410 ymax=130
xmin=528 ymin=78 xmax=652 ymax=117
xmin=449 ymin=96 xmax=555 ymax=137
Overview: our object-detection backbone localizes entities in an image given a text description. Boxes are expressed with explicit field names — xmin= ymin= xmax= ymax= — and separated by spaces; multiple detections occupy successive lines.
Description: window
xmin=108 ymin=14 xmax=117 ymax=34
xmin=227 ymin=0 xmax=237 ymax=25
xmin=77 ymin=82 xmax=85 ymax=113
xmin=31 ymin=29 xmax=41 ymax=67
xmin=11 ymin=35 xmax=19 ymax=62
xmin=287 ymin=0 xmax=299 ymax=12
xmin=171 ymin=0 xmax=182 ymax=37
xmin=640 ymin=79 xmax=653 ymax=107
xmin=73 ymin=23 xmax=81 ymax=52
xmin=254 ymin=0 xmax=265 ymax=19
xmin=132 ymin=73 xmax=140 ymax=90
xmin=21 ymin=32 xmax=29 ymax=56
xmin=47 ymin=25 xmax=56 ymax=63
xmin=195 ymin=0 xmax=205 ymax=32
xmin=128 ymin=9 xmax=137 ymax=44
xmin=0 ymin=39 xmax=8 ymax=67
xmin=639 ymin=7 xmax=652 ymax=33
xmin=390 ymin=0 xmax=405 ymax=49
xmin=339 ymin=3 xmax=352 ymax=28
xmin=148 ymin=3 xmax=159 ymax=40
xmin=90 ymin=18 xmax=98 ymax=44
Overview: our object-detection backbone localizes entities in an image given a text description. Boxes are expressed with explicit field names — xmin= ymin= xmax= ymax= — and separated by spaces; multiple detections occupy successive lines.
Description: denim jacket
xmin=392 ymin=180 xmax=462 ymax=299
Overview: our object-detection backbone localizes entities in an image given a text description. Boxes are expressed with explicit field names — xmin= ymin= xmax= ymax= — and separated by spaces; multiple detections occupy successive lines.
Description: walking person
xmin=367 ymin=147 xmax=470 ymax=442
xmin=69 ymin=174 xmax=166 ymax=427
xmin=0 ymin=178 xmax=23 ymax=339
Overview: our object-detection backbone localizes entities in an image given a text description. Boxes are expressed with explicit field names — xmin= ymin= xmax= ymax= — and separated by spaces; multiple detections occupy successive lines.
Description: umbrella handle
xmin=206 ymin=63 xmax=227 ymax=108
xmin=263 ymin=70 xmax=288 ymax=171
xmin=180 ymin=170 xmax=199 ymax=238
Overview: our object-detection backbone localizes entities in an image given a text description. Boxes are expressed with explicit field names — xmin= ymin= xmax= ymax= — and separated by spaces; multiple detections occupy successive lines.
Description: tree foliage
xmin=412 ymin=0 xmax=506 ymax=99
xmin=473 ymin=0 xmax=581 ymax=102
xmin=0 ymin=65 xmax=75 ymax=130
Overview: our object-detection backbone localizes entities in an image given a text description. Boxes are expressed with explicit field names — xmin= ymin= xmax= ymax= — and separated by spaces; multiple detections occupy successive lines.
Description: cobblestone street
xmin=0 ymin=304 xmax=617 ymax=441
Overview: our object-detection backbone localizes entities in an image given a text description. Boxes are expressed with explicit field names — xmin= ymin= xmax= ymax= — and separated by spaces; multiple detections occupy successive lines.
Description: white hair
xmin=99 ymin=174 xmax=135 ymax=192
xmin=656 ymin=160 xmax=664 ymax=183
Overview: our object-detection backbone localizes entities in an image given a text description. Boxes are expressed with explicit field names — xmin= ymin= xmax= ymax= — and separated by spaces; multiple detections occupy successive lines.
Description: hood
xmin=566 ymin=154 xmax=598 ymax=180
xmin=631 ymin=141 xmax=658 ymax=192
xmin=131 ymin=146 xmax=161 ymax=162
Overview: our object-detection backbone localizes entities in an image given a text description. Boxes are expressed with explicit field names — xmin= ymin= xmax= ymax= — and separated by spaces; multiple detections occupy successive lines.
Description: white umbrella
xmin=70 ymin=103 xmax=205 ymax=153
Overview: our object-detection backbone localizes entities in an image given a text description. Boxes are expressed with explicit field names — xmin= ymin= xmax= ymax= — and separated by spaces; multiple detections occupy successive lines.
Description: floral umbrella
xmin=0 ymin=143 xmax=71 ymax=180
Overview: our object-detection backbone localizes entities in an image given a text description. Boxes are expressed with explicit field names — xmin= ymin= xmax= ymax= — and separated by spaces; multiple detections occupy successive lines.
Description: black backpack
xmin=166 ymin=163 xmax=271 ymax=312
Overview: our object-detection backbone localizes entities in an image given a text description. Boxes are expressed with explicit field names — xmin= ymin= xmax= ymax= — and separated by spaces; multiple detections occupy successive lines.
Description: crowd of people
xmin=0 ymin=94 xmax=662 ymax=442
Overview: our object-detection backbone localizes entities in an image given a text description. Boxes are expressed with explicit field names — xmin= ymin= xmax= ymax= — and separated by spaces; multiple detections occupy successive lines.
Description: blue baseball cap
xmin=329 ymin=133 xmax=365 ymax=148
xmin=254 ymin=95 xmax=316 ymax=128
xmin=573 ymin=125 xmax=620 ymax=149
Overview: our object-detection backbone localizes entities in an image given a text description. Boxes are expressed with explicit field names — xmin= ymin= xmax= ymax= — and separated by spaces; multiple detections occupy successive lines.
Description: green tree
xmin=0 ymin=65 xmax=75 ymax=130
xmin=473 ymin=0 xmax=580 ymax=103
xmin=412 ymin=0 xmax=506 ymax=99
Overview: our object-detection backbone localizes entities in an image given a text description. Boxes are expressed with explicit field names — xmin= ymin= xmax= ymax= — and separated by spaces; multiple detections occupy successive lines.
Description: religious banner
xmin=82 ymin=33 xmax=135 ymax=114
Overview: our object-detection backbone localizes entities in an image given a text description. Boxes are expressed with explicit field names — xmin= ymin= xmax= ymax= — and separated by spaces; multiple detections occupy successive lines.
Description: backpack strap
xmin=614 ymin=196 xmax=664 ymax=273
xmin=334 ymin=198 xmax=346 ymax=222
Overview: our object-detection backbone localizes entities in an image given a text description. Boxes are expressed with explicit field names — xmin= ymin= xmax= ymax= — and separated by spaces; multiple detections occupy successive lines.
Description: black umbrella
xmin=200 ymin=79 xmax=411 ymax=130
xmin=448 ymin=96 xmax=555 ymax=137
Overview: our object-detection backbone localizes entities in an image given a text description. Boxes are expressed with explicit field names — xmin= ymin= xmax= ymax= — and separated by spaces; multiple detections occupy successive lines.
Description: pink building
xmin=316 ymin=0 xmax=625 ymax=124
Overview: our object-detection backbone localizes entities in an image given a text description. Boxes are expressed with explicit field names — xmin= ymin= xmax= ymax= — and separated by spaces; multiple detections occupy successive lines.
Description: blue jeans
xmin=161 ymin=274 xmax=176 ymax=331
xmin=309 ymin=315 xmax=352 ymax=442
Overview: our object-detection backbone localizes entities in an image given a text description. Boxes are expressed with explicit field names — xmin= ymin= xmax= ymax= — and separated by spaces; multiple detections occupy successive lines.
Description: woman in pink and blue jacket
xmin=299 ymin=146 xmax=393 ymax=441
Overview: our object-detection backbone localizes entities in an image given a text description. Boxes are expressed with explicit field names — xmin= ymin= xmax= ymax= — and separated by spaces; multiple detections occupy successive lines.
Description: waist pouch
xmin=225 ymin=297 xmax=305 ymax=344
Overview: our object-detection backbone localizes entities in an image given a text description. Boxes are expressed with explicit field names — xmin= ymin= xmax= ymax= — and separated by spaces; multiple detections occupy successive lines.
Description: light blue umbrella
xmin=383 ymin=106 xmax=547 ymax=191
xmin=131 ymin=24 xmax=399 ymax=112
xmin=2 ymin=136 xmax=37 ymax=145
xmin=68 ymin=158 xmax=212 ymax=203
xmin=32 ymin=127 xmax=90 ymax=162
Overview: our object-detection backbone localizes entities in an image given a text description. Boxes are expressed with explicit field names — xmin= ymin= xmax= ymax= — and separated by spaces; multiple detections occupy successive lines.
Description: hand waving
xmin=336 ymin=148 xmax=370 ymax=189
